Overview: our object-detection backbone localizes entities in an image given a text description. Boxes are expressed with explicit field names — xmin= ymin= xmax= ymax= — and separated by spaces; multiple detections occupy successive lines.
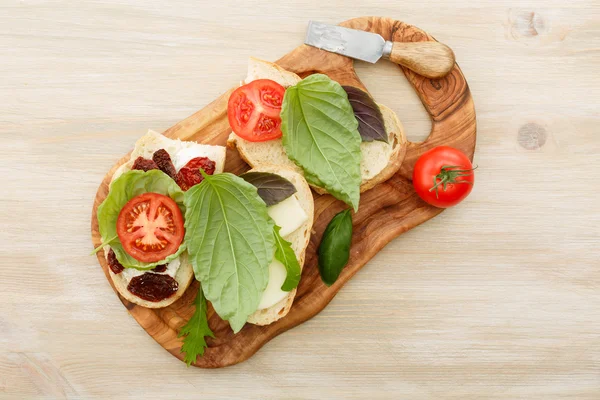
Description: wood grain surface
xmin=2 ymin=0 xmax=600 ymax=398
xmin=90 ymin=16 xmax=476 ymax=368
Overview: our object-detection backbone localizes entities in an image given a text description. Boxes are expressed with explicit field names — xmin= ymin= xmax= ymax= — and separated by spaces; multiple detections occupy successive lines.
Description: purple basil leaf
xmin=239 ymin=172 xmax=297 ymax=206
xmin=342 ymin=85 xmax=388 ymax=143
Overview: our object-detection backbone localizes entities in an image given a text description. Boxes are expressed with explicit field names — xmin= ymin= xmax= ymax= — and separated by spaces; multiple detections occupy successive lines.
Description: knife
xmin=305 ymin=21 xmax=455 ymax=79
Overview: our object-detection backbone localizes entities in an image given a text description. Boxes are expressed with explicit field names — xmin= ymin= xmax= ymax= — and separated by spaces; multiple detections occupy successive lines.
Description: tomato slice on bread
xmin=227 ymin=79 xmax=285 ymax=142
xmin=117 ymin=193 xmax=184 ymax=263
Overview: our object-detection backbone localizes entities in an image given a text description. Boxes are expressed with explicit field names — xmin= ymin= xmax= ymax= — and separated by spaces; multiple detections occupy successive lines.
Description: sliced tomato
xmin=227 ymin=79 xmax=286 ymax=142
xmin=117 ymin=193 xmax=184 ymax=263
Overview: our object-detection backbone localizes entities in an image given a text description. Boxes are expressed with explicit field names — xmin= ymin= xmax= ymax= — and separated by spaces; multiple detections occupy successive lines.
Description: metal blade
xmin=304 ymin=21 xmax=385 ymax=63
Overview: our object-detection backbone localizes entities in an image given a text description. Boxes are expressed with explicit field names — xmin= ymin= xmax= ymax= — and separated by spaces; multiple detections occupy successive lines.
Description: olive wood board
xmin=91 ymin=16 xmax=476 ymax=368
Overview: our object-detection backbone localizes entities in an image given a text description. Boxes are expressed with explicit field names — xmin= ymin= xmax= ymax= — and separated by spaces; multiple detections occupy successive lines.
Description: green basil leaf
xmin=281 ymin=74 xmax=362 ymax=211
xmin=342 ymin=85 xmax=388 ymax=143
xmin=239 ymin=172 xmax=297 ymax=206
xmin=178 ymin=284 xmax=214 ymax=366
xmin=96 ymin=169 xmax=186 ymax=270
xmin=318 ymin=209 xmax=353 ymax=286
xmin=183 ymin=172 xmax=275 ymax=333
xmin=273 ymin=225 xmax=301 ymax=291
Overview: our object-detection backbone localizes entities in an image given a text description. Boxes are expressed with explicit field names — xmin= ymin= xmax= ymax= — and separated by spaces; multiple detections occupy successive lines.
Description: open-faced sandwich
xmin=94 ymin=56 xmax=408 ymax=366
xmin=96 ymin=130 xmax=227 ymax=308
xmin=228 ymin=57 xmax=407 ymax=206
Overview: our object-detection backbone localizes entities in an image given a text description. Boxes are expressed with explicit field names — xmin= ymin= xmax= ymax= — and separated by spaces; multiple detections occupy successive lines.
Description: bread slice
xmin=228 ymin=57 xmax=407 ymax=196
xmin=103 ymin=130 xmax=226 ymax=309
xmin=246 ymin=163 xmax=314 ymax=326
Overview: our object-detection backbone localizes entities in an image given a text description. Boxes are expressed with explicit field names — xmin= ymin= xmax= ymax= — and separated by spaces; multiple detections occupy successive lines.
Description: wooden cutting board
xmin=91 ymin=16 xmax=476 ymax=368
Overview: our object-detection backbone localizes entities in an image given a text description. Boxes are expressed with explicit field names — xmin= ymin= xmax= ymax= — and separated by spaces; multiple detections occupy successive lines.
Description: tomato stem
xmin=429 ymin=165 xmax=477 ymax=199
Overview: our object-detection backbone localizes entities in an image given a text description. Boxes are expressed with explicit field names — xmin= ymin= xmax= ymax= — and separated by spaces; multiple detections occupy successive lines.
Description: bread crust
xmin=358 ymin=104 xmax=407 ymax=192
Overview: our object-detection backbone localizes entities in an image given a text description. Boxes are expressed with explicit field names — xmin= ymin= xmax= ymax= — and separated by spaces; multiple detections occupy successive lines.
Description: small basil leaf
xmin=318 ymin=209 xmax=353 ymax=286
xmin=273 ymin=225 xmax=302 ymax=291
xmin=239 ymin=172 xmax=297 ymax=206
xmin=342 ymin=86 xmax=388 ymax=143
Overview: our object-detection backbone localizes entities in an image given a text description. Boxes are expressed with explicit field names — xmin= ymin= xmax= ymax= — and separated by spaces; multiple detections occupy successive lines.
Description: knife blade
xmin=304 ymin=21 xmax=455 ymax=79
xmin=305 ymin=21 xmax=389 ymax=63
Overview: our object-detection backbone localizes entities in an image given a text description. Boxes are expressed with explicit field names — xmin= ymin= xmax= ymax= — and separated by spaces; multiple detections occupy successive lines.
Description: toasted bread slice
xmin=246 ymin=164 xmax=314 ymax=326
xmin=228 ymin=58 xmax=407 ymax=195
xmin=103 ymin=130 xmax=226 ymax=309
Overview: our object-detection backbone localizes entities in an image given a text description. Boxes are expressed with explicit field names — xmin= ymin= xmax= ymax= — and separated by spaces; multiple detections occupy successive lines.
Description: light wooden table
xmin=1 ymin=1 xmax=599 ymax=399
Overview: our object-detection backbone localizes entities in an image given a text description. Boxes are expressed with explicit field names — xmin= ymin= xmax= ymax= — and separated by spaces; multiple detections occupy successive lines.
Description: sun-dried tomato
xmin=175 ymin=167 xmax=198 ymax=191
xmin=175 ymin=157 xmax=216 ymax=191
xmin=152 ymin=264 xmax=167 ymax=273
xmin=107 ymin=248 xmax=124 ymax=274
xmin=132 ymin=156 xmax=158 ymax=172
xmin=184 ymin=157 xmax=216 ymax=175
xmin=152 ymin=149 xmax=177 ymax=179
xmin=127 ymin=273 xmax=178 ymax=302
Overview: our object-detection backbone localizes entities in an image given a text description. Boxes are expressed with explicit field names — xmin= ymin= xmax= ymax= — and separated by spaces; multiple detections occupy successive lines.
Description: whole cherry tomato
xmin=412 ymin=146 xmax=475 ymax=208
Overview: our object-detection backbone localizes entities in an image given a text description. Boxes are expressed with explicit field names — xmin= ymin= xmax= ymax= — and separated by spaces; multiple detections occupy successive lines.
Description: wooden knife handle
xmin=383 ymin=41 xmax=455 ymax=79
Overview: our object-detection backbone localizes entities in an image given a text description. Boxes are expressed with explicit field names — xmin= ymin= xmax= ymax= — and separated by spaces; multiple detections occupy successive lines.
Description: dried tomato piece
xmin=175 ymin=157 xmax=216 ymax=191
xmin=184 ymin=157 xmax=216 ymax=175
xmin=127 ymin=273 xmax=178 ymax=302
xmin=175 ymin=167 xmax=198 ymax=191
xmin=132 ymin=156 xmax=158 ymax=172
xmin=152 ymin=149 xmax=177 ymax=179
xmin=152 ymin=264 xmax=167 ymax=273
xmin=107 ymin=248 xmax=124 ymax=275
